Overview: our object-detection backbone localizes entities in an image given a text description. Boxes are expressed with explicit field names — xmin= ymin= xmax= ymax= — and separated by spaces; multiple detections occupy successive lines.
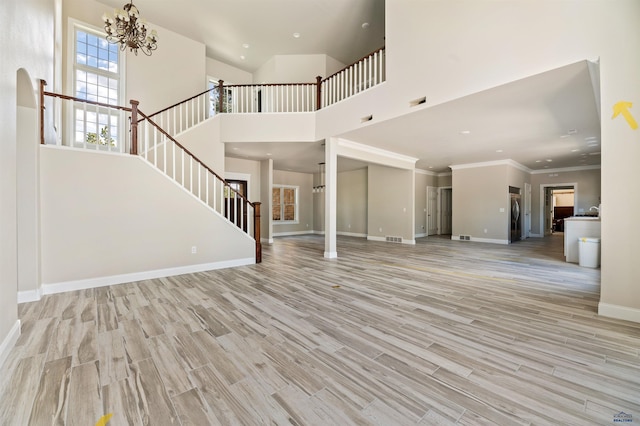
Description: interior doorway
xmin=439 ymin=187 xmax=452 ymax=235
xmin=541 ymin=184 xmax=576 ymax=235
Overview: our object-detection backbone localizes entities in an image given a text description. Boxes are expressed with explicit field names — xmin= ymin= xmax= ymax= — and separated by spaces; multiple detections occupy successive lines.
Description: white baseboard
xmin=451 ymin=235 xmax=509 ymax=245
xmin=415 ymin=233 xmax=427 ymax=238
xmin=336 ymin=231 xmax=367 ymax=238
xmin=324 ymin=251 xmax=338 ymax=259
xmin=261 ymin=237 xmax=274 ymax=244
xmin=41 ymin=258 xmax=255 ymax=297
xmin=0 ymin=320 xmax=21 ymax=369
xmin=598 ymin=302 xmax=640 ymax=324
xmin=313 ymin=231 xmax=325 ymax=235
xmin=529 ymin=233 xmax=543 ymax=238
xmin=18 ymin=288 xmax=42 ymax=304
xmin=367 ymin=236 xmax=386 ymax=242
xmin=272 ymin=231 xmax=315 ymax=237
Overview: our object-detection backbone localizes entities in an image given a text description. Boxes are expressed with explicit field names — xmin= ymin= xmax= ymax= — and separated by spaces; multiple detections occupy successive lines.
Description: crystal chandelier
xmin=103 ymin=2 xmax=158 ymax=56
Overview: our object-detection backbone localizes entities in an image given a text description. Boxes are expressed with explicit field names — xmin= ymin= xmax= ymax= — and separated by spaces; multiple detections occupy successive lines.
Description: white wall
xmin=337 ymin=168 xmax=368 ymax=236
xmin=254 ymin=54 xmax=345 ymax=83
xmin=0 ymin=0 xmax=55 ymax=364
xmin=272 ymin=170 xmax=314 ymax=235
xmin=206 ymin=57 xmax=253 ymax=85
xmin=62 ymin=0 xmax=206 ymax=114
xmin=367 ymin=165 xmax=415 ymax=242
xmin=39 ymin=147 xmax=255 ymax=287
xmin=176 ymin=117 xmax=225 ymax=175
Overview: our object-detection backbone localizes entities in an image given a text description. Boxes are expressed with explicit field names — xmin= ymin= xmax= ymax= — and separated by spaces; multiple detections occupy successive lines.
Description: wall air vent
xmin=409 ymin=96 xmax=427 ymax=107
xmin=361 ymin=114 xmax=373 ymax=123
xmin=386 ymin=236 xmax=403 ymax=243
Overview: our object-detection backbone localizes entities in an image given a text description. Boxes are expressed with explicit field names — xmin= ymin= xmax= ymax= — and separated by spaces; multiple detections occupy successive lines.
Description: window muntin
xmin=272 ymin=186 xmax=298 ymax=223
xmin=73 ymin=28 xmax=122 ymax=149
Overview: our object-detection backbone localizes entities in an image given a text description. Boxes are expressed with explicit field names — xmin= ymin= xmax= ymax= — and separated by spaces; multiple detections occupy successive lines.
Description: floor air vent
xmin=459 ymin=235 xmax=471 ymax=241
xmin=386 ymin=236 xmax=403 ymax=243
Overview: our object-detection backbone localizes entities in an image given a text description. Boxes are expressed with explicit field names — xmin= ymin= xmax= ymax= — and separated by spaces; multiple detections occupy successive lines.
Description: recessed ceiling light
xmin=428 ymin=166 xmax=433 ymax=169
xmin=240 ymin=55 xmax=246 ymax=60
xmin=293 ymin=32 xmax=301 ymax=38
xmin=571 ymin=149 xmax=580 ymax=152
xmin=535 ymin=160 xmax=542 ymax=163
xmin=546 ymin=159 xmax=553 ymax=162
xmin=233 ymin=147 xmax=239 ymax=151
xmin=266 ymin=153 xmax=272 ymax=156
xmin=568 ymin=129 xmax=578 ymax=135
xmin=460 ymin=130 xmax=471 ymax=135
xmin=560 ymin=134 xmax=570 ymax=139
xmin=585 ymin=136 xmax=598 ymax=141
xmin=496 ymin=149 xmax=503 ymax=153
xmin=242 ymin=43 xmax=250 ymax=49
xmin=361 ymin=22 xmax=370 ymax=29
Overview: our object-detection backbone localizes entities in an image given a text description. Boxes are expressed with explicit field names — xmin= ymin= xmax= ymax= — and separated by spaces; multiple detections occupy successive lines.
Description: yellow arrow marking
xmin=612 ymin=101 xmax=638 ymax=130
xmin=95 ymin=413 xmax=114 ymax=426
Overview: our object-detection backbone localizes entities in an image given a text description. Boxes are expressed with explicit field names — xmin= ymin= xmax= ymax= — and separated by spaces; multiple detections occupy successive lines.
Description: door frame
xmin=426 ymin=186 xmax=438 ymax=236
xmin=538 ymin=182 xmax=578 ymax=237
xmin=524 ymin=182 xmax=531 ymax=238
xmin=437 ymin=186 xmax=452 ymax=235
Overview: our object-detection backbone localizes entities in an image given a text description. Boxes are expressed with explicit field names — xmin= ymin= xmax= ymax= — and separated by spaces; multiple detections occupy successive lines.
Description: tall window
xmin=272 ymin=186 xmax=298 ymax=223
xmin=73 ymin=27 xmax=122 ymax=149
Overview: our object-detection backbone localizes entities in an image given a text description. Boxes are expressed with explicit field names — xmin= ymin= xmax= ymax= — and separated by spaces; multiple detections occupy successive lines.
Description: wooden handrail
xmin=136 ymin=110 xmax=255 ymax=207
xmin=225 ymin=82 xmax=316 ymax=88
xmin=322 ymin=46 xmax=385 ymax=83
xmin=143 ymin=86 xmax=217 ymax=120
xmin=43 ymin=91 xmax=133 ymax=113
xmin=40 ymin=80 xmax=46 ymax=145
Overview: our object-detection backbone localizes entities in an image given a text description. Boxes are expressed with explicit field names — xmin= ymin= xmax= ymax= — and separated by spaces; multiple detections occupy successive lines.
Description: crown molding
xmin=530 ymin=164 xmax=601 ymax=174
xmin=449 ymin=159 xmax=531 ymax=173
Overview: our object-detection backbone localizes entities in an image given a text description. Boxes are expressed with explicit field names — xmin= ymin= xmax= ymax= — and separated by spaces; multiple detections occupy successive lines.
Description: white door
xmin=427 ymin=186 xmax=438 ymax=235
xmin=440 ymin=188 xmax=452 ymax=234
xmin=524 ymin=182 xmax=531 ymax=238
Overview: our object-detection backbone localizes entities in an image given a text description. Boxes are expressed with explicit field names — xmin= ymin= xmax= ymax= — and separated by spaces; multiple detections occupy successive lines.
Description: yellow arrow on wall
xmin=612 ymin=101 xmax=638 ymax=130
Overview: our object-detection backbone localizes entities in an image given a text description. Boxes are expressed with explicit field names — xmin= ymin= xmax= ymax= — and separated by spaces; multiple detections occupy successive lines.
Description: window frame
xmin=272 ymin=185 xmax=299 ymax=224
xmin=68 ymin=20 xmax=125 ymax=151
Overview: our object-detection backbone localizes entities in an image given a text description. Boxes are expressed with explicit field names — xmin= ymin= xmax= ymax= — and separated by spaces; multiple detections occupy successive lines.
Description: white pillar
xmin=324 ymin=137 xmax=338 ymax=258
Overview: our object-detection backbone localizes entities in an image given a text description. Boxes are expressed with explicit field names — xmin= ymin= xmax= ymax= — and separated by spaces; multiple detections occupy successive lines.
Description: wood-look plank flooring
xmin=1 ymin=234 xmax=639 ymax=425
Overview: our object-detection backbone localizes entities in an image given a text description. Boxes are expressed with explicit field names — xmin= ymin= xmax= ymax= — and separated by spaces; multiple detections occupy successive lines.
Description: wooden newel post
xmin=40 ymin=79 xmax=47 ymax=145
xmin=217 ymin=79 xmax=224 ymax=114
xmin=130 ymin=100 xmax=139 ymax=155
xmin=315 ymin=76 xmax=322 ymax=111
xmin=253 ymin=202 xmax=262 ymax=263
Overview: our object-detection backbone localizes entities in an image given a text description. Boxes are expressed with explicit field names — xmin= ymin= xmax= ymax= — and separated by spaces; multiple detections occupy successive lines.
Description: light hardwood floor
xmin=1 ymin=234 xmax=638 ymax=425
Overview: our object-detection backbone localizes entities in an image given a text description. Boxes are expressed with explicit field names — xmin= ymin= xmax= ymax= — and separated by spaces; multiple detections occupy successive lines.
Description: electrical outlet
xmin=191 ymin=246 xmax=197 ymax=254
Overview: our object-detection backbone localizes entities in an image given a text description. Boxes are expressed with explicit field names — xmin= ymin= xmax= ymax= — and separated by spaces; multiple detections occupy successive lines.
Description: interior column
xmin=324 ymin=137 xmax=337 ymax=258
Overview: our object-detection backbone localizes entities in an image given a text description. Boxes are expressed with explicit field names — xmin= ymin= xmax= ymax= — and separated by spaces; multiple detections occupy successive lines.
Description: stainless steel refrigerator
xmin=509 ymin=186 xmax=521 ymax=243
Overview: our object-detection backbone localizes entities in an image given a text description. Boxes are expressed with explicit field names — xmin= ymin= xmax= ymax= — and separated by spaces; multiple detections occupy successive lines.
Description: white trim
xmin=539 ymin=182 xmax=578 ymax=237
xmin=437 ymin=172 xmax=452 ymax=177
xmin=367 ymin=236 xmax=386 ymax=242
xmin=415 ymin=232 xmax=427 ymax=238
xmin=261 ymin=237 xmax=274 ymax=244
xmin=415 ymin=168 xmax=438 ymax=176
xmin=451 ymin=235 xmax=509 ymax=245
xmin=313 ymin=231 xmax=325 ymax=235
xmin=41 ymin=258 xmax=254 ymax=296
xmin=529 ymin=233 xmax=543 ymax=238
xmin=450 ymin=159 xmax=531 ymax=173
xmin=324 ymin=251 xmax=338 ymax=259
xmin=530 ymin=165 xmax=601 ymax=174
xmin=598 ymin=302 xmax=640 ymax=324
xmin=0 ymin=320 xmax=21 ymax=369
xmin=337 ymin=231 xmax=367 ymax=238
xmin=337 ymin=138 xmax=419 ymax=166
xmin=273 ymin=230 xmax=314 ymax=237
xmin=403 ymin=239 xmax=416 ymax=245
xmin=18 ymin=288 xmax=42 ymax=304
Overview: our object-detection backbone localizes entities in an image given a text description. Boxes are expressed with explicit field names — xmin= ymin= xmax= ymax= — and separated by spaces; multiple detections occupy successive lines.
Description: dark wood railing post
xmin=253 ymin=202 xmax=262 ymax=263
xmin=39 ymin=79 xmax=47 ymax=145
xmin=130 ymin=100 xmax=139 ymax=155
xmin=217 ymin=79 xmax=224 ymax=113
xmin=315 ymin=76 xmax=322 ymax=111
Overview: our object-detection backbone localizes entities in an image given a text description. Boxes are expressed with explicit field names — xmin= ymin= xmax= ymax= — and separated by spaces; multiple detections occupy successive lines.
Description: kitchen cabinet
xmin=564 ymin=217 xmax=601 ymax=263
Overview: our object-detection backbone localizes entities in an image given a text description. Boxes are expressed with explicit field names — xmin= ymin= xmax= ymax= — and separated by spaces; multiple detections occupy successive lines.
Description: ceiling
xmin=101 ymin=1 xmax=600 ymax=175
xmin=100 ymin=0 xmax=385 ymax=73
xmin=227 ymin=60 xmax=601 ymax=174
